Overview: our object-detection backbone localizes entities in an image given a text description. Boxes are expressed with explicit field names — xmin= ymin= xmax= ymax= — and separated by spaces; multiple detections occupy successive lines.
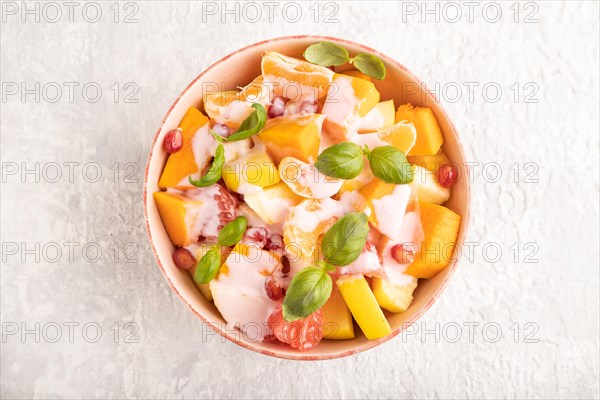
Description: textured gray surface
xmin=1 ymin=1 xmax=599 ymax=399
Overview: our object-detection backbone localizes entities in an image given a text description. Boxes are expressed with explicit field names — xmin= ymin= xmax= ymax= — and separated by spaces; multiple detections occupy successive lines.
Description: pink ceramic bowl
xmin=143 ymin=35 xmax=470 ymax=360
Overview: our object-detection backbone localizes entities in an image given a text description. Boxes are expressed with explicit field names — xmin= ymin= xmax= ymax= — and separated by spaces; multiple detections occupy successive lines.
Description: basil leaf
xmin=225 ymin=103 xmax=266 ymax=142
xmin=282 ymin=266 xmax=333 ymax=322
xmin=217 ymin=216 xmax=248 ymax=247
xmin=315 ymin=142 xmax=364 ymax=179
xmin=321 ymin=212 xmax=369 ymax=266
xmin=351 ymin=53 xmax=386 ymax=80
xmin=193 ymin=244 xmax=222 ymax=284
xmin=303 ymin=41 xmax=349 ymax=67
xmin=189 ymin=143 xmax=225 ymax=187
xmin=367 ymin=145 xmax=414 ymax=184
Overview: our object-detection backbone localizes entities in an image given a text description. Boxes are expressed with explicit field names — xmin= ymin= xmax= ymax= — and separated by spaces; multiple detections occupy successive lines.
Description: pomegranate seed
xmin=265 ymin=276 xmax=284 ymax=300
xmin=299 ymin=101 xmax=319 ymax=114
xmin=265 ymin=234 xmax=284 ymax=252
xmin=212 ymin=123 xmax=231 ymax=138
xmin=437 ymin=163 xmax=459 ymax=188
xmin=391 ymin=243 xmax=416 ymax=264
xmin=280 ymin=256 xmax=290 ymax=274
xmin=268 ymin=96 xmax=286 ymax=118
xmin=172 ymin=247 xmax=196 ymax=269
xmin=163 ymin=128 xmax=183 ymax=153
xmin=241 ymin=227 xmax=268 ymax=248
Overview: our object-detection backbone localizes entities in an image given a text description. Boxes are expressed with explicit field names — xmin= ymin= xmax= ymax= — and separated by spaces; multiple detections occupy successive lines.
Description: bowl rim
xmin=143 ymin=34 xmax=471 ymax=361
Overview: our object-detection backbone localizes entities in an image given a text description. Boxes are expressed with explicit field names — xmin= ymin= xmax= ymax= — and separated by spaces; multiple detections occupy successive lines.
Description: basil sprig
xmin=366 ymin=145 xmax=414 ymax=184
xmin=194 ymin=217 xmax=248 ymax=284
xmin=303 ymin=41 xmax=387 ymax=80
xmin=314 ymin=142 xmax=364 ymax=179
xmin=217 ymin=216 xmax=248 ymax=247
xmin=194 ymin=245 xmax=221 ymax=284
xmin=282 ymin=212 xmax=369 ymax=321
xmin=315 ymin=143 xmax=413 ymax=185
xmin=224 ymin=103 xmax=266 ymax=142
xmin=189 ymin=143 xmax=225 ymax=187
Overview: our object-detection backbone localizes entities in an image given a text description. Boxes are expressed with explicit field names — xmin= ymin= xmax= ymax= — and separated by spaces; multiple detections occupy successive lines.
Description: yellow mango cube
xmin=358 ymin=100 xmax=395 ymax=132
xmin=372 ymin=277 xmax=418 ymax=313
xmin=405 ymin=203 xmax=461 ymax=279
xmin=222 ymin=149 xmax=280 ymax=193
xmin=153 ymin=191 xmax=204 ymax=247
xmin=158 ymin=107 xmax=209 ymax=189
xmin=321 ymin=285 xmax=354 ymax=340
xmin=258 ymin=114 xmax=323 ymax=164
xmin=336 ymin=274 xmax=391 ymax=340
xmin=395 ymin=103 xmax=444 ymax=156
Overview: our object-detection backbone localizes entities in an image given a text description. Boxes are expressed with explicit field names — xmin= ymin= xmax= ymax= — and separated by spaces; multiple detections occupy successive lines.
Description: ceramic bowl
xmin=144 ymin=35 xmax=470 ymax=360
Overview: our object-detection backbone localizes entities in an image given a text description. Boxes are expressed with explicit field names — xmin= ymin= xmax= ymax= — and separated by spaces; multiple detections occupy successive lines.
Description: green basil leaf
xmin=193 ymin=244 xmax=222 ymax=284
xmin=351 ymin=53 xmax=386 ymax=80
xmin=303 ymin=41 xmax=350 ymax=67
xmin=321 ymin=212 xmax=369 ymax=266
xmin=217 ymin=216 xmax=248 ymax=247
xmin=314 ymin=142 xmax=364 ymax=179
xmin=189 ymin=143 xmax=225 ymax=187
xmin=282 ymin=266 xmax=332 ymax=322
xmin=367 ymin=145 xmax=414 ymax=184
xmin=225 ymin=103 xmax=266 ymax=142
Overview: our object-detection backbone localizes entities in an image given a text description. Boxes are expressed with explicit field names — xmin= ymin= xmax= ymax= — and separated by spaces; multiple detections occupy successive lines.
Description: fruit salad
xmin=154 ymin=42 xmax=462 ymax=351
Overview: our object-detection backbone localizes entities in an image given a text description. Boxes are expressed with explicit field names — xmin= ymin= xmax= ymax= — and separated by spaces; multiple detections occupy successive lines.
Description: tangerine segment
xmin=258 ymin=113 xmax=323 ymax=164
xmin=395 ymin=103 xmax=444 ymax=156
xmin=204 ymin=75 xmax=271 ymax=129
xmin=405 ymin=202 xmax=461 ymax=279
xmin=376 ymin=121 xmax=417 ymax=154
xmin=261 ymin=51 xmax=334 ymax=101
xmin=158 ymin=107 xmax=209 ymax=189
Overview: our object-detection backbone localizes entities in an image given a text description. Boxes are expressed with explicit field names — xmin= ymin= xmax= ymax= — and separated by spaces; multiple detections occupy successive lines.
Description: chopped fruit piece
xmin=212 ymin=123 xmax=231 ymax=138
xmin=407 ymin=151 xmax=450 ymax=173
xmin=264 ymin=276 xmax=284 ymax=300
xmin=267 ymin=306 xmax=324 ymax=351
xmin=204 ymin=75 xmax=271 ymax=129
xmin=437 ymin=163 xmax=459 ymax=188
xmin=337 ymin=240 xmax=385 ymax=278
xmin=405 ymin=203 xmax=461 ymax=279
xmin=222 ymin=147 xmax=280 ymax=193
xmin=376 ymin=121 xmax=417 ymax=154
xmin=359 ymin=179 xmax=412 ymax=240
xmin=334 ymin=165 xmax=374 ymax=199
xmin=341 ymin=69 xmax=372 ymax=82
xmin=163 ymin=128 xmax=183 ymax=153
xmin=210 ymin=244 xmax=282 ymax=338
xmin=410 ymin=165 xmax=450 ymax=205
xmin=395 ymin=103 xmax=444 ymax=156
xmin=261 ymin=51 xmax=334 ymax=101
xmin=258 ymin=113 xmax=323 ymax=164
xmin=153 ymin=191 xmax=203 ymax=247
xmin=158 ymin=107 xmax=209 ymax=189
xmin=283 ymin=198 xmax=350 ymax=260
xmin=358 ymin=100 xmax=395 ymax=132
xmin=244 ymin=182 xmax=303 ymax=226
xmin=336 ymin=274 xmax=392 ymax=340
xmin=172 ymin=247 xmax=196 ymax=269
xmin=322 ymin=74 xmax=380 ymax=142
xmin=299 ymin=100 xmax=319 ymax=114
xmin=372 ymin=276 xmax=418 ymax=313
xmin=279 ymin=156 xmax=343 ymax=199
xmin=321 ymin=284 xmax=354 ymax=339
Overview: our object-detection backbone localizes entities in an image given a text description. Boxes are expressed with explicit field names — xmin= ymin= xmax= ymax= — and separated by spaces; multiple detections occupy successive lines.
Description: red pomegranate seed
xmin=212 ymin=123 xmax=231 ymax=138
xmin=265 ymin=276 xmax=284 ymax=300
xmin=163 ymin=128 xmax=183 ymax=153
xmin=265 ymin=234 xmax=284 ymax=252
xmin=391 ymin=243 xmax=416 ymax=264
xmin=299 ymin=101 xmax=319 ymax=114
xmin=241 ymin=227 xmax=268 ymax=248
xmin=268 ymin=96 xmax=286 ymax=118
xmin=172 ymin=247 xmax=196 ymax=269
xmin=437 ymin=163 xmax=459 ymax=188
xmin=280 ymin=256 xmax=290 ymax=274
